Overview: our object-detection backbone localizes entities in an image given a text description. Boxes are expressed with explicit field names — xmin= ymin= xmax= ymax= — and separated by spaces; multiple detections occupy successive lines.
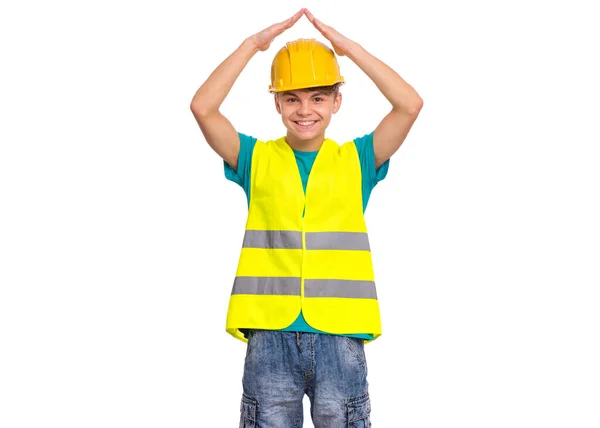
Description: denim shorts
xmin=239 ymin=329 xmax=371 ymax=427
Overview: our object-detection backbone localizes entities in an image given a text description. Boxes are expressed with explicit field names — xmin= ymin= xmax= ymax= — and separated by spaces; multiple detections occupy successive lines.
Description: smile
xmin=294 ymin=120 xmax=317 ymax=128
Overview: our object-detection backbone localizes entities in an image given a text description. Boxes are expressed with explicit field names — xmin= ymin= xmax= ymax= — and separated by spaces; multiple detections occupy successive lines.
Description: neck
xmin=286 ymin=132 xmax=325 ymax=152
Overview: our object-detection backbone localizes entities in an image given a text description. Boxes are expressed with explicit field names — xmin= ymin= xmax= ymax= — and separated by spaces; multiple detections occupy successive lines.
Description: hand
xmin=304 ymin=9 xmax=354 ymax=56
xmin=250 ymin=9 xmax=304 ymax=51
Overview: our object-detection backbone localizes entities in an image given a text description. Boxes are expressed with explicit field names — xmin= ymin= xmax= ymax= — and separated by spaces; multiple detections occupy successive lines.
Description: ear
xmin=332 ymin=92 xmax=342 ymax=114
xmin=274 ymin=94 xmax=282 ymax=114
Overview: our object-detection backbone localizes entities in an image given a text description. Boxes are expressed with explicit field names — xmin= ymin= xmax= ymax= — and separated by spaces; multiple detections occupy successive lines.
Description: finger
xmin=291 ymin=9 xmax=304 ymax=23
xmin=267 ymin=20 xmax=292 ymax=36
xmin=305 ymin=12 xmax=316 ymax=26
xmin=304 ymin=9 xmax=321 ymax=26
xmin=315 ymin=20 xmax=326 ymax=33
xmin=279 ymin=9 xmax=303 ymax=29
xmin=284 ymin=12 xmax=303 ymax=30
xmin=304 ymin=10 xmax=327 ymax=33
xmin=270 ymin=17 xmax=297 ymax=35
xmin=311 ymin=20 xmax=328 ymax=37
xmin=270 ymin=22 xmax=293 ymax=39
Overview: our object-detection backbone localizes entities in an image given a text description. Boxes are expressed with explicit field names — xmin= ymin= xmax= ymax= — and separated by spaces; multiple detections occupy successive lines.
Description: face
xmin=274 ymin=88 xmax=342 ymax=148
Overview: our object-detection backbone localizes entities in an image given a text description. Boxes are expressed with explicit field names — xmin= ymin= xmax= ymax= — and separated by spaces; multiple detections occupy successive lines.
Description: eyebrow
xmin=281 ymin=90 xmax=328 ymax=97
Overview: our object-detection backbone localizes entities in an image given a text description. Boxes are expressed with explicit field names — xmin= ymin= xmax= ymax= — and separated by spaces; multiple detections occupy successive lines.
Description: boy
xmin=190 ymin=8 xmax=423 ymax=427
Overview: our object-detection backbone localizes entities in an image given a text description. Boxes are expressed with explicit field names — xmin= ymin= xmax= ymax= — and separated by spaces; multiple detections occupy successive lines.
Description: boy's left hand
xmin=304 ymin=9 xmax=354 ymax=56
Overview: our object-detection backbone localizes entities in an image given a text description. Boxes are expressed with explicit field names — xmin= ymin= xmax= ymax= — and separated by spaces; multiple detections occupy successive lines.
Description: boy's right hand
xmin=249 ymin=9 xmax=304 ymax=51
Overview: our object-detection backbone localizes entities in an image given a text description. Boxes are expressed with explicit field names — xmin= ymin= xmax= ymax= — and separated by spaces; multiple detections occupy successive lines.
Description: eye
xmin=286 ymin=97 xmax=298 ymax=103
xmin=313 ymin=97 xmax=324 ymax=102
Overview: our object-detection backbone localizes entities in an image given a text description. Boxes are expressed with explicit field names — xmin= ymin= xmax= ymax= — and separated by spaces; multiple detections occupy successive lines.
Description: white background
xmin=1 ymin=0 xmax=599 ymax=426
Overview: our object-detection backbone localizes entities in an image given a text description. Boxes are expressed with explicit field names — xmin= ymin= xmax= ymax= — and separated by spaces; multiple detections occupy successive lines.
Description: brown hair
xmin=277 ymin=82 xmax=342 ymax=98
xmin=297 ymin=83 xmax=341 ymax=95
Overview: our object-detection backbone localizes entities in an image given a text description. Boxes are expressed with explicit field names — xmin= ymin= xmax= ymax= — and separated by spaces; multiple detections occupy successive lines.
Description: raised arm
xmin=190 ymin=9 xmax=304 ymax=171
xmin=304 ymin=10 xmax=423 ymax=169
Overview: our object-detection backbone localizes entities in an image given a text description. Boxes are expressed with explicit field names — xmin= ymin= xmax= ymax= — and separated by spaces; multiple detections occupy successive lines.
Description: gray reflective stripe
xmin=242 ymin=230 xmax=302 ymax=249
xmin=305 ymin=232 xmax=370 ymax=251
xmin=232 ymin=277 xmax=301 ymax=295
xmin=304 ymin=279 xmax=377 ymax=299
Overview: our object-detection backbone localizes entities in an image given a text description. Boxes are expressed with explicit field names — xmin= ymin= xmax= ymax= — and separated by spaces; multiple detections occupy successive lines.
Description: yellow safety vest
xmin=226 ymin=137 xmax=382 ymax=343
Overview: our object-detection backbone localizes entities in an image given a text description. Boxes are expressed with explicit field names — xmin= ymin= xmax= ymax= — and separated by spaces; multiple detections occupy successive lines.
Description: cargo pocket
xmin=239 ymin=394 xmax=257 ymax=428
xmin=346 ymin=393 xmax=371 ymax=427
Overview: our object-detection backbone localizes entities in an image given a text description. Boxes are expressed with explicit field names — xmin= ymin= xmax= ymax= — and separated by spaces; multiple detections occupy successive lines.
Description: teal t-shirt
xmin=225 ymin=133 xmax=389 ymax=340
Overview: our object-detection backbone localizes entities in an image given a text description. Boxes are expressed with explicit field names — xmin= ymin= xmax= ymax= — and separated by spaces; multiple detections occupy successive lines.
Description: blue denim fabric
xmin=239 ymin=330 xmax=371 ymax=427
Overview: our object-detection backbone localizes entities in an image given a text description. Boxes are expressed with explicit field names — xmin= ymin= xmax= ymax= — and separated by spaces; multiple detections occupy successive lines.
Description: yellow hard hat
xmin=269 ymin=39 xmax=344 ymax=93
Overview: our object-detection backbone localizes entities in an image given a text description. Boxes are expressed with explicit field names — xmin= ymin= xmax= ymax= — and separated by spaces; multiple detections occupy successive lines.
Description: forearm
xmin=190 ymin=38 xmax=260 ymax=115
xmin=346 ymin=42 xmax=423 ymax=113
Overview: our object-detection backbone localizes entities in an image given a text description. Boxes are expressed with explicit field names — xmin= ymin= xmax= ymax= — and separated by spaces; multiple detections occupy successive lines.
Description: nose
xmin=297 ymin=100 xmax=311 ymax=116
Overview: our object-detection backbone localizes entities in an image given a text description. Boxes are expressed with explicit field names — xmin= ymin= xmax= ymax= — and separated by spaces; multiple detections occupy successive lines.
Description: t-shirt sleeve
xmin=354 ymin=132 xmax=390 ymax=192
xmin=224 ymin=133 xmax=257 ymax=201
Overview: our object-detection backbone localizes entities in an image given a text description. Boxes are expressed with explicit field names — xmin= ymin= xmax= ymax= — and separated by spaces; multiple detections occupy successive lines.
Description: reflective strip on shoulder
xmin=232 ymin=276 xmax=301 ymax=295
xmin=305 ymin=232 xmax=370 ymax=251
xmin=242 ymin=230 xmax=302 ymax=249
xmin=304 ymin=279 xmax=377 ymax=299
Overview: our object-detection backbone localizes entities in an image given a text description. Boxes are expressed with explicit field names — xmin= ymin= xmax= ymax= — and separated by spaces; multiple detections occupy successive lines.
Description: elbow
xmin=393 ymin=96 xmax=423 ymax=117
xmin=189 ymin=99 xmax=201 ymax=114
xmin=190 ymin=100 xmax=215 ymax=118
xmin=410 ymin=97 xmax=424 ymax=115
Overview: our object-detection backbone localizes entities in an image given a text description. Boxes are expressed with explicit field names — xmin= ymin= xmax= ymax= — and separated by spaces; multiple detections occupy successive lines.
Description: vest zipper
xmin=300 ymin=199 xmax=306 ymax=301
xmin=298 ymin=141 xmax=320 ymax=305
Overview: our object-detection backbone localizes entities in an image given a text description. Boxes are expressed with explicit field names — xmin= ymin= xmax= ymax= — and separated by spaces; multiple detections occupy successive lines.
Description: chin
xmin=287 ymin=125 xmax=323 ymax=140
xmin=295 ymin=133 xmax=319 ymax=142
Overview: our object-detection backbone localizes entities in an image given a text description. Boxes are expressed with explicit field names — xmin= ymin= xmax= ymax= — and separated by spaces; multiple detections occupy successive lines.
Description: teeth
xmin=297 ymin=121 xmax=315 ymax=126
